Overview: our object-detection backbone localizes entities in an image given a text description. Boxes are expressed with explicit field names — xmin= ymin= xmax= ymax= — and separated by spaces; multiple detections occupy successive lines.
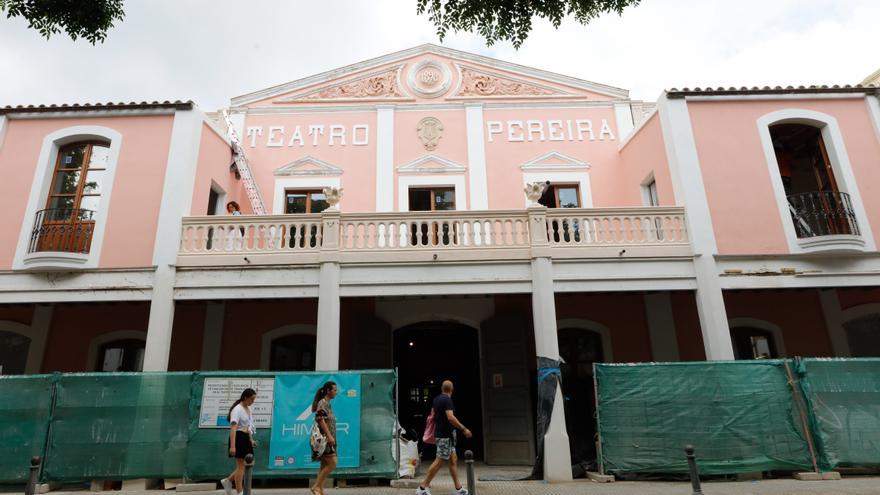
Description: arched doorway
xmin=558 ymin=327 xmax=605 ymax=469
xmin=96 ymin=338 xmax=145 ymax=372
xmin=730 ymin=327 xmax=778 ymax=360
xmin=0 ymin=330 xmax=31 ymax=375
xmin=269 ymin=334 xmax=316 ymax=371
xmin=843 ymin=314 xmax=880 ymax=357
xmin=394 ymin=321 xmax=483 ymax=460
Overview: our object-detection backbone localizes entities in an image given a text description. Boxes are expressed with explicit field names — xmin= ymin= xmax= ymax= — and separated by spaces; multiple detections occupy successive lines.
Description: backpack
xmin=422 ymin=407 xmax=436 ymax=445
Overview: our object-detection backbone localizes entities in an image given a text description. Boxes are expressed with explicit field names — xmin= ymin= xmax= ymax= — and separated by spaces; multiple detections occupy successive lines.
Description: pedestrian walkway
xmin=44 ymin=475 xmax=880 ymax=495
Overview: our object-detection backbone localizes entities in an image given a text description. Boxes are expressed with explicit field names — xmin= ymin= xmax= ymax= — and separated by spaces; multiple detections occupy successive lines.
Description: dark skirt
xmin=229 ymin=431 xmax=254 ymax=459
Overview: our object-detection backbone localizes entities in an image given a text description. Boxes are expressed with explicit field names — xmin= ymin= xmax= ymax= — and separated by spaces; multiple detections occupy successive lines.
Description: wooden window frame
xmin=545 ymin=183 xmax=580 ymax=208
xmin=284 ymin=189 xmax=328 ymax=214
xmin=46 ymin=141 xmax=108 ymax=214
xmin=408 ymin=186 xmax=456 ymax=212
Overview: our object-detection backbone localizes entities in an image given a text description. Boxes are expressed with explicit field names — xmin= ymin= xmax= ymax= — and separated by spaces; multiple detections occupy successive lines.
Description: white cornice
xmin=230 ymin=44 xmax=628 ymax=106
xmin=397 ymin=154 xmax=466 ymax=174
xmin=274 ymin=156 xmax=344 ymax=176
xmin=520 ymin=151 xmax=589 ymax=171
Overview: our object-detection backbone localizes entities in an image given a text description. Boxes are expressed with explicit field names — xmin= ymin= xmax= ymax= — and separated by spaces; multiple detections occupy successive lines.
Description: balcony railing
xmin=27 ymin=208 xmax=96 ymax=255
xmin=787 ymin=191 xmax=859 ymax=238
xmin=178 ymin=207 xmax=690 ymax=265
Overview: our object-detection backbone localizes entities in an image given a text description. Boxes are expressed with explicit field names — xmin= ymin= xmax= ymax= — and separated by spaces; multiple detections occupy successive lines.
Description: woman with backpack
xmin=220 ymin=388 xmax=257 ymax=495
xmin=310 ymin=381 xmax=338 ymax=495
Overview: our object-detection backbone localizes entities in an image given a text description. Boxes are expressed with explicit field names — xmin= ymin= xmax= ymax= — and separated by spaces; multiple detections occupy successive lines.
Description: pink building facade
xmin=2 ymin=45 xmax=880 ymax=467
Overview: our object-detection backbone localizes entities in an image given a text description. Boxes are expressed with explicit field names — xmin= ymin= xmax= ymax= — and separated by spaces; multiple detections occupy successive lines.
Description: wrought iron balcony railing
xmin=27 ymin=208 xmax=96 ymax=255
xmin=787 ymin=191 xmax=859 ymax=238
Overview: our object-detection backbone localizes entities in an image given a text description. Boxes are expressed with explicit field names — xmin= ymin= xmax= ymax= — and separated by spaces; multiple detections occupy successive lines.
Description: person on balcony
xmin=226 ymin=201 xmax=242 ymax=216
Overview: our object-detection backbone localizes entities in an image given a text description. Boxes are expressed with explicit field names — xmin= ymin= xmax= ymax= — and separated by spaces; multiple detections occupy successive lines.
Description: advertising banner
xmin=268 ymin=373 xmax=361 ymax=469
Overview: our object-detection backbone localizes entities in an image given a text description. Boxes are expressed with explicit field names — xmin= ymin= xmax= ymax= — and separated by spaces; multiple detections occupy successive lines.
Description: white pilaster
xmin=227 ymin=110 xmax=246 ymax=140
xmin=143 ymin=109 xmax=203 ymax=371
xmin=657 ymin=94 xmax=734 ymax=360
xmin=315 ymin=262 xmax=341 ymax=370
xmin=200 ymin=302 xmax=225 ymax=370
xmin=26 ymin=304 xmax=53 ymax=374
xmin=643 ymin=292 xmax=680 ymax=361
xmin=465 ymin=104 xmax=489 ymax=210
xmin=819 ymin=289 xmax=851 ymax=357
xmin=0 ymin=115 xmax=8 ymax=150
xmin=375 ymin=105 xmax=395 ymax=212
xmin=867 ymin=96 xmax=880 ymax=144
xmin=613 ymin=102 xmax=635 ymax=141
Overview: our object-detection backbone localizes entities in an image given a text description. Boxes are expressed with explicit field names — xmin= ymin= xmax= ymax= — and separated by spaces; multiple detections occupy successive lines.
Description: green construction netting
xmin=184 ymin=370 xmax=396 ymax=480
xmin=0 ymin=375 xmax=55 ymax=482
xmin=595 ymin=361 xmax=813 ymax=474
xmin=797 ymin=358 xmax=880 ymax=469
xmin=43 ymin=373 xmax=193 ymax=481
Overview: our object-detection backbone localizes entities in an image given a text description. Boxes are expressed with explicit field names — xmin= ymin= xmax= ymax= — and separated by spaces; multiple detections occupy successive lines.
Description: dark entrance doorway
xmin=558 ymin=327 xmax=605 ymax=470
xmin=394 ymin=321 xmax=483 ymax=460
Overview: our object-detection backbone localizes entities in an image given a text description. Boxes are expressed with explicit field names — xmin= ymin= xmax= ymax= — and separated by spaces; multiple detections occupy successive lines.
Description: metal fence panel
xmin=0 ymin=375 xmax=55 ymax=482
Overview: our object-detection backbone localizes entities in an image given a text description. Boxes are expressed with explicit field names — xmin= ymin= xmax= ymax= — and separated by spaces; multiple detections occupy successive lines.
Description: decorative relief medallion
xmin=279 ymin=68 xmax=404 ymax=102
xmin=456 ymin=68 xmax=557 ymax=97
xmin=417 ymin=117 xmax=444 ymax=150
xmin=407 ymin=60 xmax=452 ymax=98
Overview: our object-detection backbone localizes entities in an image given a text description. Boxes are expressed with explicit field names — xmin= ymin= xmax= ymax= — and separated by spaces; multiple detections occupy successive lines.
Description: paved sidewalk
xmin=45 ymin=475 xmax=880 ymax=495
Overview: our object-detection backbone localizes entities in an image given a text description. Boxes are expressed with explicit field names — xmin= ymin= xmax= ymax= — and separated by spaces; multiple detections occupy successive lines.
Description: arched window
xmin=97 ymin=338 xmax=145 ymax=372
xmin=730 ymin=327 xmax=778 ymax=360
xmin=269 ymin=334 xmax=316 ymax=371
xmin=31 ymin=141 xmax=110 ymax=254
xmin=0 ymin=331 xmax=31 ymax=375
xmin=769 ymin=124 xmax=858 ymax=238
xmin=843 ymin=314 xmax=880 ymax=357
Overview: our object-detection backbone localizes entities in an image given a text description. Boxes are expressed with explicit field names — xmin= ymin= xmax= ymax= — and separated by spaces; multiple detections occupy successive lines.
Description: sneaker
xmin=454 ymin=488 xmax=468 ymax=495
xmin=219 ymin=478 xmax=233 ymax=495
xmin=415 ymin=486 xmax=431 ymax=495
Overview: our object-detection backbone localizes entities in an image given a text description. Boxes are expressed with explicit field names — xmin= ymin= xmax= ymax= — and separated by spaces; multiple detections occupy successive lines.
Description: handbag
xmin=422 ymin=407 xmax=436 ymax=445
xmin=310 ymin=422 xmax=327 ymax=456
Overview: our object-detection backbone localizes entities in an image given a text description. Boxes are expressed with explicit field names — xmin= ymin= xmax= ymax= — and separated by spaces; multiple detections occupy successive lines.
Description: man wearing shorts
xmin=416 ymin=380 xmax=472 ymax=495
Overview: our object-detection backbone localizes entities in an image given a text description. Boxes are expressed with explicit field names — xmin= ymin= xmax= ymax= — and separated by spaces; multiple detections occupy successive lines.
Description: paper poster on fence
xmin=268 ymin=373 xmax=361 ymax=469
xmin=199 ymin=378 xmax=275 ymax=428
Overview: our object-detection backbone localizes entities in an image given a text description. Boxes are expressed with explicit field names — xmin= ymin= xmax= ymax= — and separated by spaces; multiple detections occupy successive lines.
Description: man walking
xmin=417 ymin=380 xmax=472 ymax=495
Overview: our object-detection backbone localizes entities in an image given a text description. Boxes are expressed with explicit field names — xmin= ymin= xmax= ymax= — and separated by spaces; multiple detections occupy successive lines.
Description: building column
xmin=528 ymin=206 xmax=572 ymax=481
xmin=613 ymin=101 xmax=635 ymax=141
xmin=657 ymin=95 xmax=734 ymax=360
xmin=315 ymin=209 xmax=341 ymax=371
xmin=643 ymin=292 xmax=680 ymax=361
xmin=143 ymin=108 xmax=202 ymax=371
xmin=200 ymin=302 xmax=225 ymax=370
xmin=25 ymin=304 xmax=53 ymax=374
xmin=819 ymin=289 xmax=851 ymax=357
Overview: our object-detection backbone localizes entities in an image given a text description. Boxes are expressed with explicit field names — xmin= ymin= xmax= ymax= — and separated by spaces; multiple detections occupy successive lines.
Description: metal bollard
xmin=243 ymin=454 xmax=254 ymax=495
xmin=685 ymin=445 xmax=703 ymax=495
xmin=24 ymin=456 xmax=40 ymax=495
xmin=464 ymin=450 xmax=476 ymax=495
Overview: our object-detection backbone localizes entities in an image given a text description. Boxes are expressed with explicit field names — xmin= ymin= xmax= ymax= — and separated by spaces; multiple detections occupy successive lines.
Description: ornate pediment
xmin=520 ymin=151 xmax=589 ymax=171
xmin=275 ymin=66 xmax=408 ymax=103
xmin=453 ymin=66 xmax=572 ymax=98
xmin=397 ymin=155 xmax=466 ymax=174
xmin=274 ymin=156 xmax=343 ymax=176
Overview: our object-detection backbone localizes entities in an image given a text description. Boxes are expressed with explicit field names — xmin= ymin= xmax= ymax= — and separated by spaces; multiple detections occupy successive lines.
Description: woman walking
xmin=221 ymin=388 xmax=257 ymax=495
xmin=310 ymin=381 xmax=338 ymax=495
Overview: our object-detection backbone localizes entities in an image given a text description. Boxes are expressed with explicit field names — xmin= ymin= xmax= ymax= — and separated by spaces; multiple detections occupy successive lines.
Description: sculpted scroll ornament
xmin=417 ymin=117 xmax=444 ymax=151
xmin=458 ymin=68 xmax=555 ymax=97
xmin=524 ymin=182 xmax=548 ymax=206
xmin=297 ymin=70 xmax=403 ymax=101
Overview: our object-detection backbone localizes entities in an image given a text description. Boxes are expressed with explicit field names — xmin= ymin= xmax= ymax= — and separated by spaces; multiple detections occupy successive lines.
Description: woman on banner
xmin=310 ymin=381 xmax=338 ymax=495
xmin=221 ymin=388 xmax=257 ymax=495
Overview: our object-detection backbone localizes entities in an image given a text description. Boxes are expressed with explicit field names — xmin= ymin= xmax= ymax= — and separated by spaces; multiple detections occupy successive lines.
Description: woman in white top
xmin=220 ymin=388 xmax=257 ymax=495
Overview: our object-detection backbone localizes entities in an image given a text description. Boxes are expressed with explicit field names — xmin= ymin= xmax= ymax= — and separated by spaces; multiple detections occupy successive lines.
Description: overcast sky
xmin=0 ymin=0 xmax=876 ymax=110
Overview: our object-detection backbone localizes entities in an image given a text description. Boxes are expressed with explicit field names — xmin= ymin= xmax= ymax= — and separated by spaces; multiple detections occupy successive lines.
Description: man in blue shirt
xmin=417 ymin=380 xmax=472 ymax=495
